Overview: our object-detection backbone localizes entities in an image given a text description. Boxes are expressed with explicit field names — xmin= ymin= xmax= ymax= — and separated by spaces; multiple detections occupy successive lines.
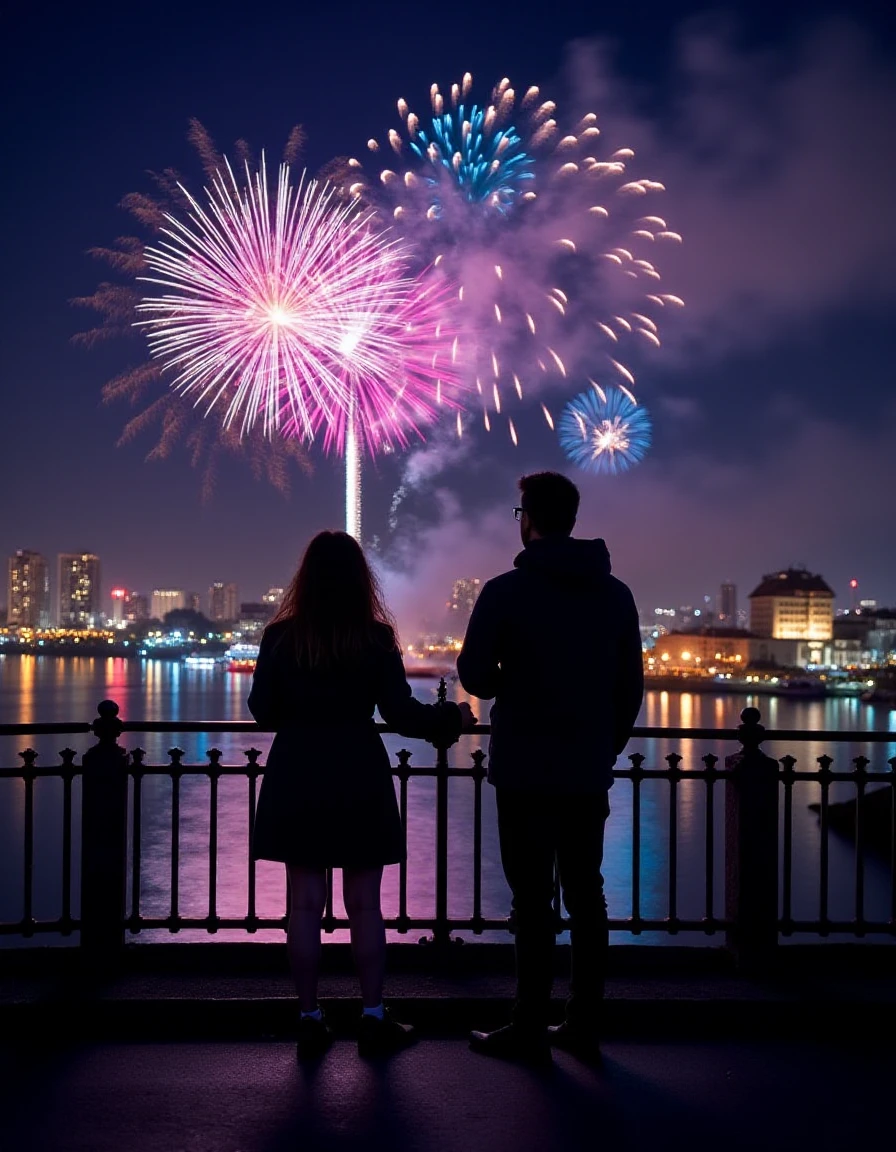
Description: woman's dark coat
xmin=248 ymin=619 xmax=461 ymax=867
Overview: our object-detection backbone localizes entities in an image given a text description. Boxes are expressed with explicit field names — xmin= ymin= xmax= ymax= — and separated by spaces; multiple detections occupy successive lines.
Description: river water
xmin=1 ymin=654 xmax=894 ymax=947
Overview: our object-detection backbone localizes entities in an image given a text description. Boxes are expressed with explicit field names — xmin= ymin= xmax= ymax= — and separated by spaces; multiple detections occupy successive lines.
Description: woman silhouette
xmin=248 ymin=531 xmax=476 ymax=1059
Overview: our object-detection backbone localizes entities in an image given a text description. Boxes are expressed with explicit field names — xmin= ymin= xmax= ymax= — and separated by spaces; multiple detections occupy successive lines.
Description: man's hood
xmin=513 ymin=536 xmax=612 ymax=581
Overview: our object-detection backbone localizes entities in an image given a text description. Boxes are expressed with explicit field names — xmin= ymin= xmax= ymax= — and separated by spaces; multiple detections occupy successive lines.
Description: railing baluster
xmin=780 ymin=755 xmax=796 ymax=935
xmin=471 ymin=749 xmax=487 ymax=935
xmin=207 ymin=749 xmax=221 ymax=933
xmin=18 ymin=749 xmax=37 ymax=937
xmin=817 ymin=754 xmax=833 ymax=933
xmin=702 ymin=753 xmax=718 ymax=930
xmin=853 ymin=756 xmax=869 ymax=934
xmin=666 ymin=753 xmax=682 ymax=931
xmin=59 ymin=748 xmax=76 ymax=934
xmin=130 ymin=748 xmax=145 ymax=933
xmin=168 ymin=748 xmax=183 ymax=932
xmin=629 ymin=752 xmax=644 ymax=934
xmin=395 ymin=750 xmax=411 ymax=934
xmin=889 ymin=757 xmax=896 ymax=928
xmin=245 ymin=748 xmax=261 ymax=932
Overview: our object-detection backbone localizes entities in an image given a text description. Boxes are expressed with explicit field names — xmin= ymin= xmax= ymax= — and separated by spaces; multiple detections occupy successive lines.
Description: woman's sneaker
xmin=296 ymin=1012 xmax=333 ymax=1060
xmin=357 ymin=1009 xmax=417 ymax=1057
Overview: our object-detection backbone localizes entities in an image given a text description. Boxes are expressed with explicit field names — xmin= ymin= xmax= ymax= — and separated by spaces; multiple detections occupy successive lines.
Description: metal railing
xmin=1 ymin=689 xmax=894 ymax=969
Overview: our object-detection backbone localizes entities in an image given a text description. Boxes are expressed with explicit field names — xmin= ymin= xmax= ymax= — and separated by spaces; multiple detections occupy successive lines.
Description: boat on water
xmin=779 ymin=677 xmax=828 ymax=699
xmin=224 ymin=643 xmax=260 ymax=672
xmin=183 ymin=652 xmax=226 ymax=669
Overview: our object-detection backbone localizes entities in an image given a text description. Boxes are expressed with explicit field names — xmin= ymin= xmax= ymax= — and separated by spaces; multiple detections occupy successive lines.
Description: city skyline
xmin=3 ymin=1 xmax=895 ymax=622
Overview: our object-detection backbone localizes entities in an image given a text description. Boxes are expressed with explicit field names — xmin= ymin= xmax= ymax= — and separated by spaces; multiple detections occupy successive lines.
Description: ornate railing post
xmin=80 ymin=700 xmax=129 ymax=965
xmin=725 ymin=706 xmax=779 ymax=972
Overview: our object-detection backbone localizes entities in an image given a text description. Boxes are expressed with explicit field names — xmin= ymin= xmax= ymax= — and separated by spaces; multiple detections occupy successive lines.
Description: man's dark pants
xmin=495 ymin=787 xmax=610 ymax=1031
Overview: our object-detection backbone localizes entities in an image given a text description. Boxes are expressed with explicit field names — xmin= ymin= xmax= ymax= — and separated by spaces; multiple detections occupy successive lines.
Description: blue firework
xmin=409 ymin=104 xmax=534 ymax=214
xmin=558 ymin=386 xmax=651 ymax=475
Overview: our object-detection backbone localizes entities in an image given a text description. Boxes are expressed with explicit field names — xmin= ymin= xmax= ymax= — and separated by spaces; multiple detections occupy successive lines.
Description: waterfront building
xmin=150 ymin=589 xmax=187 ymax=620
xmin=748 ymin=567 xmax=834 ymax=641
xmin=57 ymin=553 xmax=101 ymax=628
xmin=8 ymin=550 xmax=50 ymax=629
xmin=208 ymin=582 xmax=239 ymax=623
xmin=652 ymin=628 xmax=753 ymax=673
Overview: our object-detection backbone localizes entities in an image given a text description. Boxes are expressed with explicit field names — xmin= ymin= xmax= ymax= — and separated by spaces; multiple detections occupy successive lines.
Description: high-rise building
xmin=748 ymin=567 xmax=834 ymax=640
xmin=8 ymin=550 xmax=50 ymax=628
xmin=151 ymin=588 xmax=187 ymax=620
xmin=58 ymin=553 xmax=101 ymax=627
xmin=124 ymin=592 xmax=149 ymax=622
xmin=209 ymin=582 xmax=239 ymax=622
xmin=110 ymin=587 xmax=128 ymax=625
xmin=717 ymin=582 xmax=738 ymax=627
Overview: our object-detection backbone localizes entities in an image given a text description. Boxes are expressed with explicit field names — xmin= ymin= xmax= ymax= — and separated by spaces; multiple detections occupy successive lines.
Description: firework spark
xmin=558 ymin=385 xmax=652 ymax=474
xmin=344 ymin=74 xmax=681 ymax=444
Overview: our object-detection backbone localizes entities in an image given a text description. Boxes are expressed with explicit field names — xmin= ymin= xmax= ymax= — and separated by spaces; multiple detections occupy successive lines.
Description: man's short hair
xmin=518 ymin=471 xmax=580 ymax=536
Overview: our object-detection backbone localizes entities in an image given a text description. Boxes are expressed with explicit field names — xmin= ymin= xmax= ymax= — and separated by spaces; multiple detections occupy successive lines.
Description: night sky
xmin=3 ymin=0 xmax=895 ymax=635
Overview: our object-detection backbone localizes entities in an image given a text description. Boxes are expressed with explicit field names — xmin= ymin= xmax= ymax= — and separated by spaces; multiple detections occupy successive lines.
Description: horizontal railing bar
xmin=3 ymin=719 xmax=896 ymax=743
xmin=3 ymin=764 xmax=893 ymax=783
xmin=9 ymin=916 xmax=896 ymax=937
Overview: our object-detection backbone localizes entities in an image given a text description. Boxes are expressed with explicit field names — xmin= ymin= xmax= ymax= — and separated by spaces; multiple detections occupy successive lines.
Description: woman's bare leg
xmin=342 ymin=867 xmax=386 ymax=1009
xmin=285 ymin=865 xmax=328 ymax=1011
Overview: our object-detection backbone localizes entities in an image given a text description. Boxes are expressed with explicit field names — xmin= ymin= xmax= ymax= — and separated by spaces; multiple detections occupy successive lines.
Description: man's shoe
xmin=296 ymin=1012 xmax=333 ymax=1060
xmin=469 ymin=1024 xmax=552 ymax=1067
xmin=547 ymin=1020 xmax=602 ymax=1064
xmin=357 ymin=1009 xmax=417 ymax=1057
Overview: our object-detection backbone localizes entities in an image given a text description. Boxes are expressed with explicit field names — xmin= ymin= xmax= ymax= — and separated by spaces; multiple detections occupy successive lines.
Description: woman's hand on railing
xmin=457 ymin=702 xmax=478 ymax=732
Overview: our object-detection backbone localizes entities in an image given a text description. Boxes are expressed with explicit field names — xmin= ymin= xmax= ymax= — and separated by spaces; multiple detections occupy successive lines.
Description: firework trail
xmin=558 ymin=384 xmax=651 ymax=474
xmin=72 ymin=120 xmax=312 ymax=499
xmin=344 ymin=73 xmax=682 ymax=444
xmin=136 ymin=156 xmax=463 ymax=539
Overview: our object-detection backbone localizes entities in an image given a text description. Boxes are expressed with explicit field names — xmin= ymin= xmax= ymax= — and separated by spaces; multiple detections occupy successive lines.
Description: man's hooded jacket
xmin=456 ymin=535 xmax=644 ymax=793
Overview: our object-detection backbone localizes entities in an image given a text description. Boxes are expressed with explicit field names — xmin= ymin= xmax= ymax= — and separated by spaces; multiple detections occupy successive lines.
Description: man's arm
xmin=614 ymin=587 xmax=645 ymax=756
xmin=456 ymin=579 xmax=502 ymax=700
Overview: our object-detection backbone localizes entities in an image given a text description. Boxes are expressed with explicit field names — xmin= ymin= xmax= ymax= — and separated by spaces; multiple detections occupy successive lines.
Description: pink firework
xmin=137 ymin=156 xmax=462 ymax=453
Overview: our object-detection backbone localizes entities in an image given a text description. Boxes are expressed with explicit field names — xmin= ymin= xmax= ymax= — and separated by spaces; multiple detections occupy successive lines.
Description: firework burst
xmin=344 ymin=74 xmax=682 ymax=443
xmin=72 ymin=120 xmax=312 ymax=499
xmin=558 ymin=384 xmax=652 ymax=474
xmin=136 ymin=156 xmax=463 ymax=539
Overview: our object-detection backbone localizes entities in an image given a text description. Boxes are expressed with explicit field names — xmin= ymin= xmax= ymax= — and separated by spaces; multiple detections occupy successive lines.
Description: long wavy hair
xmin=270 ymin=531 xmax=398 ymax=667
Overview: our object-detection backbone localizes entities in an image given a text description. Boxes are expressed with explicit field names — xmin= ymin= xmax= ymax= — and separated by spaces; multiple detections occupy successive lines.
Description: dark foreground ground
xmin=2 ymin=944 xmax=894 ymax=1152
xmin=1 ymin=1035 xmax=893 ymax=1152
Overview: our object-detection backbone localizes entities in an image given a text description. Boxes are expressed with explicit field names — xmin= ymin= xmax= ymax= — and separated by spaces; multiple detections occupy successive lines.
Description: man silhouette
xmin=457 ymin=471 xmax=644 ymax=1064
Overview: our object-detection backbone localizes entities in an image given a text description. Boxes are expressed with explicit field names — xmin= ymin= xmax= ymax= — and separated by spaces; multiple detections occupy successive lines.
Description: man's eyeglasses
xmin=513 ymin=506 xmax=524 ymax=521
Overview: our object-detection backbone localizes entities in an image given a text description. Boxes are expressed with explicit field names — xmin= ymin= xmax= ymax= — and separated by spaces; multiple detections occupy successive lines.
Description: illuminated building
xmin=748 ymin=568 xmax=834 ymax=641
xmin=8 ymin=550 xmax=50 ymax=628
xmin=651 ymin=628 xmax=752 ymax=673
xmin=57 ymin=553 xmax=101 ymax=627
xmin=110 ymin=587 xmax=127 ymax=625
xmin=262 ymin=587 xmax=284 ymax=608
xmin=151 ymin=588 xmax=187 ymax=620
xmin=209 ymin=581 xmax=239 ymax=622
xmin=238 ymin=601 xmax=273 ymax=637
